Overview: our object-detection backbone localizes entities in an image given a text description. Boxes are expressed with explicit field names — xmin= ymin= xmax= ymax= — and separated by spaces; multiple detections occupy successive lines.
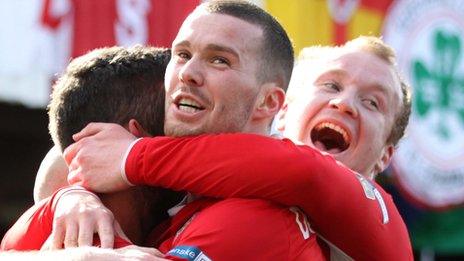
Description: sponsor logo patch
xmin=167 ymin=245 xmax=212 ymax=261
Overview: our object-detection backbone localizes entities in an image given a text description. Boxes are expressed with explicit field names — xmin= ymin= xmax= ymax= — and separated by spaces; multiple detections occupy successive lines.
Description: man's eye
xmin=177 ymin=52 xmax=190 ymax=60
xmin=363 ymin=99 xmax=379 ymax=110
xmin=322 ymin=82 xmax=341 ymax=92
xmin=211 ymin=57 xmax=229 ymax=65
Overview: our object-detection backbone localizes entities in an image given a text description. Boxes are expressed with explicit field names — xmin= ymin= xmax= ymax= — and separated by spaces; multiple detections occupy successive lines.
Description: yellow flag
xmin=264 ymin=0 xmax=392 ymax=54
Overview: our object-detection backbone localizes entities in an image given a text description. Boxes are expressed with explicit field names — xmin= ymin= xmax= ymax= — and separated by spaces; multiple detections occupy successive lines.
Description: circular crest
xmin=383 ymin=0 xmax=464 ymax=208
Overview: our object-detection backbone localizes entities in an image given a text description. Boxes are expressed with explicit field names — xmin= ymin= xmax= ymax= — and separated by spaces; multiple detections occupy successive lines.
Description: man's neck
xmin=100 ymin=189 xmax=143 ymax=244
xmin=241 ymin=124 xmax=272 ymax=137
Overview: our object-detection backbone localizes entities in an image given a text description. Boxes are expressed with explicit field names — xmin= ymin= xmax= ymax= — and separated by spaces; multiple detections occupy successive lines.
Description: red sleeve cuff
xmin=124 ymin=137 xmax=149 ymax=185
xmin=50 ymin=185 xmax=92 ymax=213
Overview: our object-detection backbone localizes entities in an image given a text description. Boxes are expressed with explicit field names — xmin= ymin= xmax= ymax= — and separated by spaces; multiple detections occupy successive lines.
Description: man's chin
xmin=164 ymin=124 xmax=203 ymax=137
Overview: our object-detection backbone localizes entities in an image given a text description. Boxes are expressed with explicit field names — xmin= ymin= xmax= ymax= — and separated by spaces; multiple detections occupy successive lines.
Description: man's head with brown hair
xmin=46 ymin=45 xmax=176 ymax=243
xmin=279 ymin=36 xmax=412 ymax=178
xmin=48 ymin=45 xmax=170 ymax=151
xmin=164 ymin=0 xmax=294 ymax=137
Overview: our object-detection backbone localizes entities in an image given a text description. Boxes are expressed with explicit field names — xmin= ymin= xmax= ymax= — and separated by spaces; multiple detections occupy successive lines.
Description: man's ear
xmin=275 ymin=102 xmax=288 ymax=132
xmin=128 ymin=119 xmax=151 ymax=138
xmin=374 ymin=144 xmax=394 ymax=175
xmin=253 ymin=85 xmax=285 ymax=120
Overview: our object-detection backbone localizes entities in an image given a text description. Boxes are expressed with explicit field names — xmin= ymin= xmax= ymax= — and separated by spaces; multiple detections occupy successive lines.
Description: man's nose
xmin=328 ymin=95 xmax=358 ymax=118
xmin=179 ymin=58 xmax=204 ymax=86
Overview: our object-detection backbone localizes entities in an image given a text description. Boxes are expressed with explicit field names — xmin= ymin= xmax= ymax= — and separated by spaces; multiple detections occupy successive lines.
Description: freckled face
xmin=283 ymin=51 xmax=402 ymax=177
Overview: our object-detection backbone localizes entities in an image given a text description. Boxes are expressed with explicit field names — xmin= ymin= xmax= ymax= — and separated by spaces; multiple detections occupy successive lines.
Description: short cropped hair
xmin=198 ymin=0 xmax=294 ymax=90
xmin=48 ymin=46 xmax=170 ymax=151
xmin=291 ymin=36 xmax=411 ymax=146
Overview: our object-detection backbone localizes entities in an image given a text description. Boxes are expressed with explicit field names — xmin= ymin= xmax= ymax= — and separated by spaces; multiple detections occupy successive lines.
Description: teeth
xmin=315 ymin=122 xmax=349 ymax=143
xmin=179 ymin=105 xmax=199 ymax=113
xmin=177 ymin=98 xmax=204 ymax=113
xmin=179 ymin=98 xmax=201 ymax=108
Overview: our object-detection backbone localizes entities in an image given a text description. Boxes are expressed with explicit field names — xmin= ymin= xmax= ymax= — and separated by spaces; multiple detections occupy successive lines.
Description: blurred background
xmin=0 ymin=0 xmax=463 ymax=260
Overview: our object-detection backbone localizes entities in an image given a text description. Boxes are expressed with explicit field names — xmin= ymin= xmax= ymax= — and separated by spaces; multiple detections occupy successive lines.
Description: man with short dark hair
xmin=161 ymin=0 xmax=293 ymax=138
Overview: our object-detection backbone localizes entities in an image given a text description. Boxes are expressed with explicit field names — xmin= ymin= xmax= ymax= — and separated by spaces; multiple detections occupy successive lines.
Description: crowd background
xmin=0 ymin=1 xmax=463 ymax=260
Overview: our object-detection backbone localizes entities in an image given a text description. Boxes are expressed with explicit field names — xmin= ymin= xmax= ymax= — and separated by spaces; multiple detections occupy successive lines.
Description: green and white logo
xmin=383 ymin=0 xmax=464 ymax=208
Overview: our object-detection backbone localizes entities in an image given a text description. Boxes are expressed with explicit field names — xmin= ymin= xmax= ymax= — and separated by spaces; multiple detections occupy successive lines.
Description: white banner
xmin=383 ymin=0 xmax=464 ymax=208
xmin=0 ymin=0 xmax=55 ymax=107
xmin=0 ymin=0 xmax=199 ymax=108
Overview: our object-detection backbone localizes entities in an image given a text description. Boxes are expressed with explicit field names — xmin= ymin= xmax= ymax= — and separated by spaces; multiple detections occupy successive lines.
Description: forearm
xmin=0 ymin=249 xmax=64 ymax=260
xmin=126 ymin=134 xmax=321 ymax=198
xmin=0 ymin=246 xmax=142 ymax=260
xmin=0 ymin=248 xmax=88 ymax=260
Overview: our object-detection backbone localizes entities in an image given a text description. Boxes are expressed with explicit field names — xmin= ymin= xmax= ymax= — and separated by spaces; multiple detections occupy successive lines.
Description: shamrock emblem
xmin=412 ymin=30 xmax=464 ymax=139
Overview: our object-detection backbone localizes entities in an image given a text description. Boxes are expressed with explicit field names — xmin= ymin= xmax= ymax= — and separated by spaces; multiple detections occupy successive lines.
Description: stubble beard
xmin=164 ymin=102 xmax=255 ymax=137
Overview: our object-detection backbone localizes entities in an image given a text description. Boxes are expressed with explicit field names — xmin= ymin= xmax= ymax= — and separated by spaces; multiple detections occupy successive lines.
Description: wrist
xmin=121 ymin=138 xmax=144 ymax=186
xmin=52 ymin=186 xmax=100 ymax=211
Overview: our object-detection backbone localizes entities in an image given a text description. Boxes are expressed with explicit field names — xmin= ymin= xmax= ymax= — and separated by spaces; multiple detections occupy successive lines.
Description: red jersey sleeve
xmin=125 ymin=133 xmax=413 ymax=261
xmin=1 ymin=192 xmax=58 ymax=250
xmin=1 ymin=187 xmax=131 ymax=251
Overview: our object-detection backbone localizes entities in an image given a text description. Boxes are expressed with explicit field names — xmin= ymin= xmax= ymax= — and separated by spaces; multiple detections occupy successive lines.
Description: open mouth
xmin=310 ymin=122 xmax=350 ymax=154
xmin=177 ymin=98 xmax=205 ymax=113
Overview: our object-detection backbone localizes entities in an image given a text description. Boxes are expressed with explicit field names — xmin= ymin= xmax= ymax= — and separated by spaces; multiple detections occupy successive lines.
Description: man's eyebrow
xmin=316 ymin=69 xmax=348 ymax=80
xmin=172 ymin=41 xmax=239 ymax=59
xmin=173 ymin=40 xmax=190 ymax=48
xmin=204 ymin=44 xmax=239 ymax=59
xmin=371 ymin=83 xmax=390 ymax=95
